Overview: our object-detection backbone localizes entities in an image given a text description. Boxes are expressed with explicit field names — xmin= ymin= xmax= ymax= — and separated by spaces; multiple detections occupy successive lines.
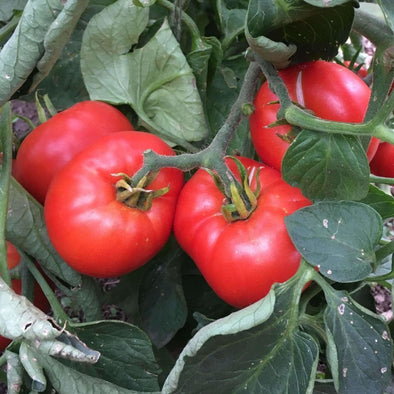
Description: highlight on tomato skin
xmin=44 ymin=131 xmax=184 ymax=278
xmin=173 ymin=156 xmax=312 ymax=309
xmin=249 ymin=60 xmax=379 ymax=171
xmin=13 ymin=100 xmax=135 ymax=204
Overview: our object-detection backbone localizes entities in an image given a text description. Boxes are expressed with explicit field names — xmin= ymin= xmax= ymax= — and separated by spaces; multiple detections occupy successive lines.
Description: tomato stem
xmin=23 ymin=255 xmax=70 ymax=325
xmin=353 ymin=9 xmax=393 ymax=48
xmin=249 ymin=51 xmax=292 ymax=119
xmin=0 ymin=103 xmax=13 ymax=287
xmin=369 ymin=174 xmax=394 ymax=185
xmin=131 ymin=61 xmax=262 ymax=218
xmin=284 ymin=94 xmax=394 ymax=145
xmin=156 ymin=0 xmax=201 ymax=45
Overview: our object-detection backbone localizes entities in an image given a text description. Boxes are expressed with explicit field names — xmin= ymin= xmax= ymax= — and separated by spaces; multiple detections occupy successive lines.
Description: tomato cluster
xmin=14 ymin=101 xmax=135 ymax=204
xmin=11 ymin=60 xmax=389 ymax=310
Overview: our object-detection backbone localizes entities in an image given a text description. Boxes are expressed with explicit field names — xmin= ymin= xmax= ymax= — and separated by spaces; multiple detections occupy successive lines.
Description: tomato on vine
xmin=44 ymin=131 xmax=184 ymax=278
xmin=174 ymin=156 xmax=311 ymax=308
xmin=249 ymin=60 xmax=379 ymax=171
xmin=14 ymin=101 xmax=134 ymax=204
xmin=370 ymin=142 xmax=394 ymax=178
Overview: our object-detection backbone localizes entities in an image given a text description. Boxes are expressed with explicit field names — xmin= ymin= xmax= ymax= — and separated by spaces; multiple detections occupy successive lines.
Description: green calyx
xmin=114 ymin=171 xmax=169 ymax=211
xmin=209 ymin=157 xmax=261 ymax=222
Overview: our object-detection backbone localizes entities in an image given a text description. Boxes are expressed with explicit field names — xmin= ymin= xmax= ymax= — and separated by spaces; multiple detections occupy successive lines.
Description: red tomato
xmin=44 ymin=131 xmax=184 ymax=277
xmin=370 ymin=142 xmax=394 ymax=178
xmin=249 ymin=60 xmax=379 ymax=171
xmin=0 ymin=242 xmax=49 ymax=350
xmin=173 ymin=156 xmax=311 ymax=308
xmin=14 ymin=101 xmax=134 ymax=204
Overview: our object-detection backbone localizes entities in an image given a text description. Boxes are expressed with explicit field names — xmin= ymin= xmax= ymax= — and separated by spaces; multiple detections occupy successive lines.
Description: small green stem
xmin=0 ymin=103 xmax=13 ymax=288
xmin=23 ymin=257 xmax=70 ymax=325
xmin=284 ymin=93 xmax=394 ymax=144
xmin=353 ymin=9 xmax=393 ymax=48
xmin=0 ymin=15 xmax=20 ymax=44
xmin=249 ymin=51 xmax=292 ymax=118
xmin=132 ymin=61 xmax=262 ymax=200
xmin=157 ymin=0 xmax=201 ymax=45
xmin=375 ymin=240 xmax=394 ymax=265
xmin=299 ymin=313 xmax=328 ymax=344
xmin=365 ymin=268 xmax=394 ymax=283
xmin=370 ymin=174 xmax=394 ymax=185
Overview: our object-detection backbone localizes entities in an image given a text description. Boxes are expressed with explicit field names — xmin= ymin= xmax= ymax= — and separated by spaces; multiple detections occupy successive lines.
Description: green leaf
xmin=246 ymin=0 xmax=355 ymax=66
xmin=139 ymin=239 xmax=188 ymax=349
xmin=28 ymin=0 xmax=89 ymax=92
xmin=70 ymin=321 xmax=161 ymax=392
xmin=0 ymin=0 xmax=75 ymax=106
xmin=303 ymin=0 xmax=352 ymax=6
xmin=324 ymin=289 xmax=392 ymax=393
xmin=4 ymin=350 xmax=23 ymax=393
xmin=282 ymin=129 xmax=370 ymax=201
xmin=35 ymin=2 xmax=115 ymax=109
xmin=187 ymin=36 xmax=222 ymax=107
xmin=6 ymin=177 xmax=81 ymax=287
xmin=0 ymin=1 xmax=26 ymax=22
xmin=33 ymin=346 xmax=147 ymax=394
xmin=285 ymin=201 xmax=382 ymax=282
xmin=19 ymin=342 xmax=46 ymax=391
xmin=73 ymin=276 xmax=104 ymax=322
xmin=215 ymin=0 xmax=247 ymax=50
xmin=163 ymin=279 xmax=319 ymax=394
xmin=359 ymin=185 xmax=394 ymax=220
xmin=378 ymin=0 xmax=394 ymax=32
xmin=81 ymin=0 xmax=208 ymax=146
xmin=206 ymin=55 xmax=254 ymax=157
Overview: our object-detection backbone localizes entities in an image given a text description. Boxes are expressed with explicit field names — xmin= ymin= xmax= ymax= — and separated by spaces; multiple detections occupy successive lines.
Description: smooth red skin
xmin=370 ymin=142 xmax=394 ymax=178
xmin=173 ymin=157 xmax=311 ymax=308
xmin=0 ymin=242 xmax=49 ymax=350
xmin=249 ymin=60 xmax=379 ymax=171
xmin=44 ymin=131 xmax=184 ymax=278
xmin=14 ymin=101 xmax=134 ymax=204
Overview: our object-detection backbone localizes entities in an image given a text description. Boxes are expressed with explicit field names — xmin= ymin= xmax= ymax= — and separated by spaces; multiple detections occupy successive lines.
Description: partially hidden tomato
xmin=14 ymin=101 xmax=134 ymax=204
xmin=343 ymin=60 xmax=368 ymax=78
xmin=0 ymin=242 xmax=50 ymax=350
xmin=249 ymin=60 xmax=379 ymax=171
xmin=173 ymin=156 xmax=311 ymax=308
xmin=370 ymin=142 xmax=394 ymax=178
xmin=44 ymin=131 xmax=184 ymax=278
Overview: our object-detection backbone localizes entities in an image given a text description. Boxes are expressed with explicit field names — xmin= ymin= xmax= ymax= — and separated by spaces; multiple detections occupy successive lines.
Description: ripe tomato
xmin=14 ymin=101 xmax=134 ymax=204
xmin=249 ymin=60 xmax=379 ymax=171
xmin=173 ymin=156 xmax=311 ymax=308
xmin=370 ymin=142 xmax=394 ymax=178
xmin=44 ymin=131 xmax=184 ymax=277
xmin=0 ymin=242 xmax=49 ymax=350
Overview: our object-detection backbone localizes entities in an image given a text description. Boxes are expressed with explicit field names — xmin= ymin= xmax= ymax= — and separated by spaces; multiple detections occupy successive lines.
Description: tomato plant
xmin=0 ymin=1 xmax=393 ymax=393
xmin=249 ymin=60 xmax=380 ymax=171
xmin=44 ymin=131 xmax=184 ymax=277
xmin=174 ymin=156 xmax=311 ymax=308
xmin=370 ymin=142 xmax=394 ymax=178
xmin=13 ymin=100 xmax=134 ymax=204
